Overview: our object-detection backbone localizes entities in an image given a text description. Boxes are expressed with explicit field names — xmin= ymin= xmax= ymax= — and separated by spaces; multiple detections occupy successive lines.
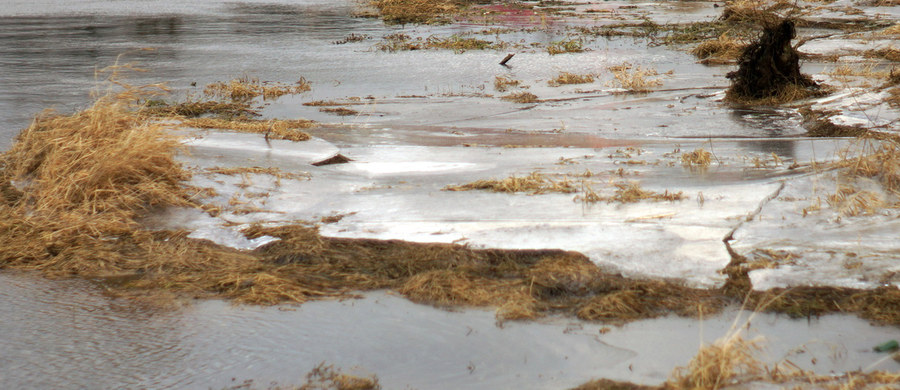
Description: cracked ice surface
xmin=731 ymin=169 xmax=900 ymax=290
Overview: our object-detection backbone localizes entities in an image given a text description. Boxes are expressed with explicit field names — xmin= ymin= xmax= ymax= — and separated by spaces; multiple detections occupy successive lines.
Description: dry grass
xmin=681 ymin=148 xmax=713 ymax=169
xmin=668 ymin=333 xmax=765 ymax=389
xmin=319 ymin=107 xmax=359 ymax=117
xmin=0 ymin=79 xmax=196 ymax=273
xmin=369 ymin=0 xmax=458 ymax=24
xmin=182 ymin=118 xmax=313 ymax=141
xmin=863 ymin=46 xmax=900 ymax=62
xmin=376 ymin=33 xmax=501 ymax=52
xmin=548 ymin=72 xmax=595 ymax=87
xmin=732 ymin=83 xmax=831 ymax=106
xmin=692 ymin=33 xmax=746 ymax=65
xmin=579 ymin=181 xmax=685 ymax=204
xmin=444 ymin=172 xmax=577 ymax=195
xmin=500 ymin=91 xmax=541 ymax=103
xmin=494 ymin=76 xmax=521 ymax=92
xmin=141 ymin=100 xmax=259 ymax=120
xmin=205 ymin=166 xmax=310 ymax=181
xmin=547 ymin=39 xmax=584 ymax=55
xmin=299 ymin=363 xmax=380 ymax=390
xmin=608 ymin=63 xmax=663 ymax=92
xmin=884 ymin=23 xmax=900 ymax=35
xmin=204 ymin=76 xmax=311 ymax=102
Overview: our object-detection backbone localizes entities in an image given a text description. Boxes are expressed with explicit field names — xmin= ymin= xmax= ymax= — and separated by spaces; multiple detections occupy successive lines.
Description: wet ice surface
xmin=1 ymin=271 xmax=897 ymax=390
xmin=173 ymin=127 xmax=862 ymax=288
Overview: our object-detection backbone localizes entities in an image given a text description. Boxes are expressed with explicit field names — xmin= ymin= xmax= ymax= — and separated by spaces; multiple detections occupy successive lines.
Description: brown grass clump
xmin=580 ymin=182 xmax=685 ymax=204
xmin=141 ymin=99 xmax=259 ymax=119
xmin=668 ymin=333 xmax=765 ymax=389
xmin=500 ymin=91 xmax=541 ymax=103
xmin=608 ymin=63 xmax=663 ymax=92
xmin=692 ymin=33 xmax=746 ymax=65
xmin=547 ymin=39 xmax=584 ymax=55
xmin=494 ymin=76 xmax=521 ymax=92
xmin=181 ymin=118 xmax=313 ymax=141
xmin=369 ymin=0 xmax=459 ymax=24
xmin=548 ymin=72 xmax=595 ymax=87
xmin=444 ymin=172 xmax=577 ymax=194
xmin=319 ymin=107 xmax=359 ymax=117
xmin=884 ymin=23 xmax=900 ymax=35
xmin=682 ymin=148 xmax=713 ymax=169
xmin=204 ymin=76 xmax=311 ymax=102
xmin=0 ymin=86 xmax=196 ymax=273
xmin=299 ymin=363 xmax=380 ymax=390
xmin=205 ymin=166 xmax=311 ymax=181
xmin=863 ymin=46 xmax=900 ymax=62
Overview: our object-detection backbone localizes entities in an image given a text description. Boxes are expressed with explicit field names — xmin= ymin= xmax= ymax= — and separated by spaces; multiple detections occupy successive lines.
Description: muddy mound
xmin=726 ymin=19 xmax=820 ymax=103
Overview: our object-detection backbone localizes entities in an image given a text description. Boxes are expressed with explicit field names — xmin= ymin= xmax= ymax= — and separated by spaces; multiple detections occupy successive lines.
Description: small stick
xmin=499 ymin=53 xmax=514 ymax=66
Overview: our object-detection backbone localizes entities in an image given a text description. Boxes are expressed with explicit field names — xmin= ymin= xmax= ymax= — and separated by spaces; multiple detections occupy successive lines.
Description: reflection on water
xmin=0 ymin=1 xmax=381 ymax=149
xmin=2 ymin=270 xmax=899 ymax=389
xmin=0 ymin=272 xmax=631 ymax=389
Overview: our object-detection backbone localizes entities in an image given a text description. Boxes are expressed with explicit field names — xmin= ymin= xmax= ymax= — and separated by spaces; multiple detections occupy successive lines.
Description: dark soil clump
xmin=726 ymin=19 xmax=821 ymax=103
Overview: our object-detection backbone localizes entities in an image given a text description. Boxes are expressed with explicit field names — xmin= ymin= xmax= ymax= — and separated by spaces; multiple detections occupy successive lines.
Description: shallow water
xmin=0 ymin=0 xmax=815 ymax=150
xmin=2 ymin=0 xmax=899 ymax=388
xmin=1 ymin=271 xmax=898 ymax=389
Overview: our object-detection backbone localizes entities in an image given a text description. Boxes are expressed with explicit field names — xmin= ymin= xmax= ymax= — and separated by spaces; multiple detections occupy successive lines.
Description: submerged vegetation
xmin=608 ymin=63 xmax=663 ymax=92
xmin=548 ymin=72 xmax=595 ymax=87
xmin=369 ymin=0 xmax=459 ymax=25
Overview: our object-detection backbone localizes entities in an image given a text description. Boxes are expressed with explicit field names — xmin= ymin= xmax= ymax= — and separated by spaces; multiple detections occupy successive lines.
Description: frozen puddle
xmin=161 ymin=128 xmax=875 ymax=289
xmin=0 ymin=271 xmax=896 ymax=390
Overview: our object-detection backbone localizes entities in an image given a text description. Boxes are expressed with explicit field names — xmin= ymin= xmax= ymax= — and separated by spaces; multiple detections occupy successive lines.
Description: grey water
xmin=2 ymin=271 xmax=899 ymax=389
xmin=2 ymin=1 xmax=897 ymax=388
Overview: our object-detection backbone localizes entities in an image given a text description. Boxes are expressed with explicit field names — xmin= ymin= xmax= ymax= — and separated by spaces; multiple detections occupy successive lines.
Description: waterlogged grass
xmin=692 ymin=33 xmax=746 ymax=64
xmin=369 ymin=0 xmax=458 ymax=24
xmin=494 ymin=76 xmax=521 ymax=92
xmin=500 ymin=91 xmax=540 ymax=103
xmin=608 ymin=63 xmax=663 ymax=92
xmin=547 ymin=38 xmax=584 ymax=55
xmin=548 ymin=72 xmax=595 ymax=87
xmin=204 ymin=76 xmax=310 ymax=101
xmin=444 ymin=172 xmax=578 ymax=194
xmin=377 ymin=33 xmax=506 ymax=52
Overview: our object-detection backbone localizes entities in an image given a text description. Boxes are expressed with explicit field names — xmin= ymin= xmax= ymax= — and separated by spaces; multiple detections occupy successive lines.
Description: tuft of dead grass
xmin=668 ymin=333 xmax=765 ymax=389
xmin=682 ymin=148 xmax=713 ymax=169
xmin=141 ymin=99 xmax=259 ymax=120
xmin=692 ymin=33 xmax=746 ymax=65
xmin=319 ymin=107 xmax=359 ymax=117
xmin=863 ymin=46 xmax=900 ymax=62
xmin=444 ymin=172 xmax=577 ymax=194
xmin=608 ymin=63 xmax=663 ymax=92
xmin=369 ymin=0 xmax=459 ymax=24
xmin=547 ymin=39 xmax=584 ymax=55
xmin=579 ymin=181 xmax=685 ymax=204
xmin=204 ymin=76 xmax=311 ymax=102
xmin=181 ymin=118 xmax=313 ymax=141
xmin=500 ymin=91 xmax=541 ymax=103
xmin=548 ymin=72 xmax=595 ymax=87
xmin=205 ymin=166 xmax=311 ymax=181
xmin=494 ymin=76 xmax=521 ymax=92
xmin=299 ymin=363 xmax=380 ymax=390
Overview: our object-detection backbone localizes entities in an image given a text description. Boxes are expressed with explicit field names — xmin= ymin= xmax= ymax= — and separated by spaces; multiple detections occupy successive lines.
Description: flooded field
xmin=1 ymin=0 xmax=899 ymax=388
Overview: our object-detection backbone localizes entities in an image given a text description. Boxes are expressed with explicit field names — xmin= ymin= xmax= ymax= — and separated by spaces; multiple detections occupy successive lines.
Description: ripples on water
xmin=0 ymin=272 xmax=634 ymax=389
